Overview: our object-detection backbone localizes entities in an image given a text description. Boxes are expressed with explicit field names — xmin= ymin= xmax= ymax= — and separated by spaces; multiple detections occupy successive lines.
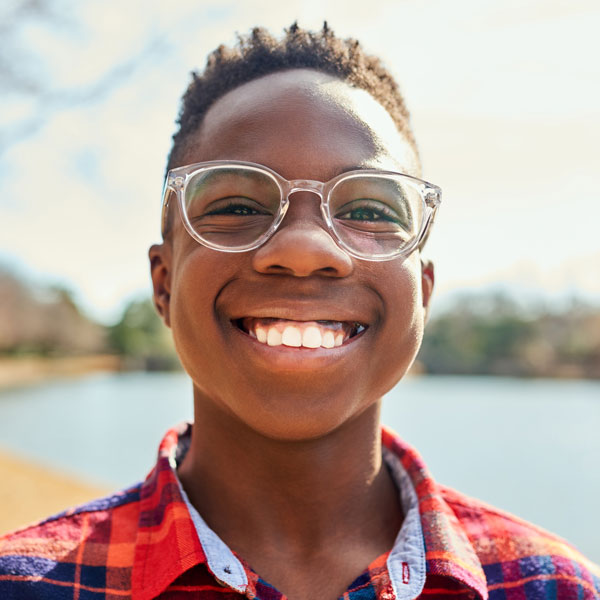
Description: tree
xmin=108 ymin=298 xmax=179 ymax=370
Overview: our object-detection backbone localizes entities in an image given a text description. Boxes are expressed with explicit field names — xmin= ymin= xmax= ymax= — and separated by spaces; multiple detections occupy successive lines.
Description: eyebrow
xmin=187 ymin=167 xmax=270 ymax=196
xmin=334 ymin=164 xmax=405 ymax=177
xmin=338 ymin=165 xmax=379 ymax=175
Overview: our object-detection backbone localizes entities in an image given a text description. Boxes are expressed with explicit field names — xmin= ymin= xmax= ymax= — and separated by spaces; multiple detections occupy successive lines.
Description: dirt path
xmin=0 ymin=449 xmax=111 ymax=535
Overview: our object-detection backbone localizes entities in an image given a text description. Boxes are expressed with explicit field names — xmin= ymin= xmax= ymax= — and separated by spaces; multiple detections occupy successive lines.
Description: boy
xmin=1 ymin=24 xmax=599 ymax=600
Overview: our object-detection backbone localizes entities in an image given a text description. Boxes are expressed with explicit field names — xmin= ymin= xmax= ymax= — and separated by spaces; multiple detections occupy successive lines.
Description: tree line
xmin=419 ymin=294 xmax=600 ymax=379
xmin=1 ymin=266 xmax=598 ymax=379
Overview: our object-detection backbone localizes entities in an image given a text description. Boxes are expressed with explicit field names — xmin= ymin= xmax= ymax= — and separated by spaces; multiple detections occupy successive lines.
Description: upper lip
xmin=217 ymin=279 xmax=377 ymax=327
xmin=228 ymin=300 xmax=371 ymax=326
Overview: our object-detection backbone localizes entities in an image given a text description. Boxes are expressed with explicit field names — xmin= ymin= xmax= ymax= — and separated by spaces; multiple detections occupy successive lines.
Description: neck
xmin=178 ymin=390 xmax=401 ymax=557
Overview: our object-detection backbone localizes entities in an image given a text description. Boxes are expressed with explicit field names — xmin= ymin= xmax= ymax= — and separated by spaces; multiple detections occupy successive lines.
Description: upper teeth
xmin=241 ymin=318 xmax=363 ymax=349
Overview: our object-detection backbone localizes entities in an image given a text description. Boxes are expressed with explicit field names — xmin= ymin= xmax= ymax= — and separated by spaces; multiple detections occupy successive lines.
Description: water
xmin=0 ymin=373 xmax=598 ymax=563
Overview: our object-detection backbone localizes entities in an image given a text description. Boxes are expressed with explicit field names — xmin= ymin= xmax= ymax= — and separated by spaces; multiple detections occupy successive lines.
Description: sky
xmin=1 ymin=0 xmax=599 ymax=323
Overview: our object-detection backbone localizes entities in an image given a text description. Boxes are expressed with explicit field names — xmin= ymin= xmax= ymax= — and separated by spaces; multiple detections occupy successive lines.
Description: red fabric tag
xmin=402 ymin=561 xmax=410 ymax=584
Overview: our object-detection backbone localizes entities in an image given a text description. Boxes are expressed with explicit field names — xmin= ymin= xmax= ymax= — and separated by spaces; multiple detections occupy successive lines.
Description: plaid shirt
xmin=1 ymin=422 xmax=599 ymax=599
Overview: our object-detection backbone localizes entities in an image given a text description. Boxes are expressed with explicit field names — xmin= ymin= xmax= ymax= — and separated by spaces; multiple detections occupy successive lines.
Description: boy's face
xmin=150 ymin=69 xmax=434 ymax=441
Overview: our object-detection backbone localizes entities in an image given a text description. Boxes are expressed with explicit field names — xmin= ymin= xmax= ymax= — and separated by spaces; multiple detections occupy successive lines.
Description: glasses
xmin=161 ymin=160 xmax=441 ymax=261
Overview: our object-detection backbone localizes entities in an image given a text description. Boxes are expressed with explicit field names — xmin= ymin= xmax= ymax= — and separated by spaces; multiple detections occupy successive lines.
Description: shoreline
xmin=0 ymin=356 xmax=597 ymax=393
xmin=0 ymin=355 xmax=122 ymax=391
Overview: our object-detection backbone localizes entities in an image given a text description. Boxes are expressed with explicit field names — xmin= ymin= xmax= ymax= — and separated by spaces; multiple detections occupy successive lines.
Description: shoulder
xmin=0 ymin=484 xmax=141 ymax=599
xmin=440 ymin=485 xmax=600 ymax=599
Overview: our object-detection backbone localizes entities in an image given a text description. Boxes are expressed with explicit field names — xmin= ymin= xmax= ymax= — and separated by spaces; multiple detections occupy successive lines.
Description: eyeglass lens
xmin=184 ymin=167 xmax=280 ymax=248
xmin=183 ymin=166 xmax=425 ymax=256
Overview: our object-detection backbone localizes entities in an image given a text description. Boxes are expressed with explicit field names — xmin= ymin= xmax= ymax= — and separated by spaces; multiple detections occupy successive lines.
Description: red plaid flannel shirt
xmin=1 ymin=423 xmax=599 ymax=599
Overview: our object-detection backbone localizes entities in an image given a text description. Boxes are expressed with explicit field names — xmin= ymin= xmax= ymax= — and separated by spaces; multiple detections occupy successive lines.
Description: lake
xmin=0 ymin=372 xmax=598 ymax=563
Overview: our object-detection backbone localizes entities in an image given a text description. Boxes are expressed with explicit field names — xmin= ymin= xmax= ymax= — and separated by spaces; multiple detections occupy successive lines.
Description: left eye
xmin=336 ymin=200 xmax=402 ymax=224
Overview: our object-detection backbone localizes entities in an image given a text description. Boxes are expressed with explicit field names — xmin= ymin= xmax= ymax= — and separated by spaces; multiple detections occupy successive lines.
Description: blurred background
xmin=0 ymin=0 xmax=599 ymax=562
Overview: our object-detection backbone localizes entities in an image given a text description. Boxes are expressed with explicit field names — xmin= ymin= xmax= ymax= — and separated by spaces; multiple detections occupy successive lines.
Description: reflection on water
xmin=0 ymin=372 xmax=598 ymax=563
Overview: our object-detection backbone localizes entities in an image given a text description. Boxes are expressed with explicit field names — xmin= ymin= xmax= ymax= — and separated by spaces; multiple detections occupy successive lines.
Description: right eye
xmin=203 ymin=198 xmax=265 ymax=216
xmin=193 ymin=196 xmax=274 ymax=217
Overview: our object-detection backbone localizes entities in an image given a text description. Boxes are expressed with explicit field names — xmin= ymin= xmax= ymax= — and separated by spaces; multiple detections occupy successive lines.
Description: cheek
xmin=371 ymin=261 xmax=425 ymax=384
xmin=391 ymin=266 xmax=424 ymax=334
xmin=168 ymin=249 xmax=228 ymax=380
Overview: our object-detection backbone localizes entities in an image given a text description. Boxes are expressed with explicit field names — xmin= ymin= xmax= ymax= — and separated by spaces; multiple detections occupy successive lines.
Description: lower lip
xmin=230 ymin=324 xmax=367 ymax=371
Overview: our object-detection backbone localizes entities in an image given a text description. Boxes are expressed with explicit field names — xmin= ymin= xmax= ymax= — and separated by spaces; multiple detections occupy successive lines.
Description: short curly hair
xmin=167 ymin=22 xmax=417 ymax=172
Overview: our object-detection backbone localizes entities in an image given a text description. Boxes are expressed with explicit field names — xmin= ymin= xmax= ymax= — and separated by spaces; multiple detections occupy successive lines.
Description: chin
xmin=200 ymin=373 xmax=396 ymax=443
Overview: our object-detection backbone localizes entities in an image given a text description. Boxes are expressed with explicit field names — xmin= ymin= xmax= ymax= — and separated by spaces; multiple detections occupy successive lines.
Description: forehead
xmin=181 ymin=69 xmax=419 ymax=178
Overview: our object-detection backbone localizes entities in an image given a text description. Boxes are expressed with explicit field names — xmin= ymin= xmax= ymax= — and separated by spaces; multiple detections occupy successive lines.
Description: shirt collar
xmin=131 ymin=423 xmax=206 ymax=600
xmin=132 ymin=422 xmax=488 ymax=600
xmin=382 ymin=426 xmax=488 ymax=600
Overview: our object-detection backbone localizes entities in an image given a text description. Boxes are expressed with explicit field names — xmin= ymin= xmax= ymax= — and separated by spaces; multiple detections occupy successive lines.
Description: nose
xmin=251 ymin=196 xmax=353 ymax=278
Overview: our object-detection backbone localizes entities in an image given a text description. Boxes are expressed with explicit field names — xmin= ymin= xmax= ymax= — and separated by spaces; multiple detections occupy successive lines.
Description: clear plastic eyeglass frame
xmin=161 ymin=160 xmax=441 ymax=262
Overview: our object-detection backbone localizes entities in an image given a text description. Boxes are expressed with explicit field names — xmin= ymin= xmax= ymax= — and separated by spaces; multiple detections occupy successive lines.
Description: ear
xmin=420 ymin=259 xmax=435 ymax=322
xmin=149 ymin=243 xmax=172 ymax=328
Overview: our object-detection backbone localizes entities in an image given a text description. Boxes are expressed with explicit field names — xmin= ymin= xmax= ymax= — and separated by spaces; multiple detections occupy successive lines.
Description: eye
xmin=336 ymin=200 xmax=404 ymax=224
xmin=202 ymin=197 xmax=273 ymax=216
xmin=206 ymin=202 xmax=258 ymax=216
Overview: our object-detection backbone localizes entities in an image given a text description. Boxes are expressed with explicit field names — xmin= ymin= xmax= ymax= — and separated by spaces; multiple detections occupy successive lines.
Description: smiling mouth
xmin=234 ymin=318 xmax=367 ymax=349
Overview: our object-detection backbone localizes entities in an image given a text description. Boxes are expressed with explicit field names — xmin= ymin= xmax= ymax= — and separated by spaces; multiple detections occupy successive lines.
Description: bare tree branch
xmin=0 ymin=0 xmax=171 ymax=154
